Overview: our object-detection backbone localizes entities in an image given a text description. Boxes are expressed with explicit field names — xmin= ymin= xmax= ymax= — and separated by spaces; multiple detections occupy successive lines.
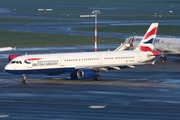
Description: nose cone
xmin=4 ymin=64 xmax=12 ymax=73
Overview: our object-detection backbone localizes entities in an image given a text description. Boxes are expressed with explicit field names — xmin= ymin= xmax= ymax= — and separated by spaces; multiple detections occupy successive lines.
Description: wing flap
xmin=75 ymin=62 xmax=151 ymax=71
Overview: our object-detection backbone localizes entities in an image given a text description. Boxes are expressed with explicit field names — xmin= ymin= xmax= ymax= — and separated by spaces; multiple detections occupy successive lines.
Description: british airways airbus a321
xmin=5 ymin=23 xmax=160 ymax=84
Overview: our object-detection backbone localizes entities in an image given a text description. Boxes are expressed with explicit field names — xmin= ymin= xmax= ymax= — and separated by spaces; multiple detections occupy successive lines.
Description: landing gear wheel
xmin=70 ymin=73 xmax=78 ymax=80
xmin=22 ymin=74 xmax=27 ymax=84
xmin=93 ymin=75 xmax=101 ymax=81
xmin=160 ymin=56 xmax=167 ymax=62
xmin=22 ymin=79 xmax=27 ymax=84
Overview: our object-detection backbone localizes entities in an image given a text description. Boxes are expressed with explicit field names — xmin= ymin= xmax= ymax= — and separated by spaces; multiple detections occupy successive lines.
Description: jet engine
xmin=70 ymin=69 xmax=98 ymax=80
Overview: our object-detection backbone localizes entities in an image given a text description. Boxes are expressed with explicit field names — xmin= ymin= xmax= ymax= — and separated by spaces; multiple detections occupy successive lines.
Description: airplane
xmin=119 ymin=36 xmax=180 ymax=62
xmin=4 ymin=23 xmax=160 ymax=84
xmin=0 ymin=47 xmax=14 ymax=52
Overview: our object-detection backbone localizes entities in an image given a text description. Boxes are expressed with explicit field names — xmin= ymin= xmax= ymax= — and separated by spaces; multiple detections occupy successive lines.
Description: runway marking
xmin=89 ymin=105 xmax=106 ymax=109
xmin=0 ymin=114 xmax=9 ymax=118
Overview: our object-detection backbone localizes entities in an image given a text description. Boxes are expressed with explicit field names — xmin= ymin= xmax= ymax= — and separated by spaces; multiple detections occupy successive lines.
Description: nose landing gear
xmin=22 ymin=74 xmax=27 ymax=84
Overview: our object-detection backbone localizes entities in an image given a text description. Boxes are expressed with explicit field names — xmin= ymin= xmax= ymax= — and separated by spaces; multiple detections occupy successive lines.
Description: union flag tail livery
xmin=135 ymin=23 xmax=158 ymax=51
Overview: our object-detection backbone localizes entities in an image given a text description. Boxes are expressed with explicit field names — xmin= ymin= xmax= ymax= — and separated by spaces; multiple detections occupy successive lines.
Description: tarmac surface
xmin=0 ymin=48 xmax=180 ymax=120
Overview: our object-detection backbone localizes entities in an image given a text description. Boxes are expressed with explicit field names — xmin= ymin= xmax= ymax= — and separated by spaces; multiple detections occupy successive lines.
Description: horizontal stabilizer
xmin=145 ymin=60 xmax=156 ymax=65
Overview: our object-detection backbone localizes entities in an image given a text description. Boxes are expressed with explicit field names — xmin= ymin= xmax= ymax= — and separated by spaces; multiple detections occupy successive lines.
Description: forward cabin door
xmin=59 ymin=56 xmax=65 ymax=66
xmin=98 ymin=55 xmax=103 ymax=64
xmin=137 ymin=52 xmax=142 ymax=62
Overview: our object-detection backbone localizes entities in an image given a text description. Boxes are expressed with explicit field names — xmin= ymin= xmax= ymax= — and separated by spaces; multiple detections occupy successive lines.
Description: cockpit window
xmin=11 ymin=61 xmax=22 ymax=64
xmin=11 ymin=61 xmax=16 ymax=64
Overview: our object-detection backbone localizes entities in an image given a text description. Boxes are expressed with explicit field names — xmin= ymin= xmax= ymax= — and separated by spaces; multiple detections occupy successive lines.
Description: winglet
xmin=135 ymin=23 xmax=158 ymax=51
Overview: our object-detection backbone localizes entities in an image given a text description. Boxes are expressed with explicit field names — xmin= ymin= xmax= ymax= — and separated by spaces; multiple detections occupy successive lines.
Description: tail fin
xmin=129 ymin=36 xmax=134 ymax=47
xmin=135 ymin=23 xmax=158 ymax=51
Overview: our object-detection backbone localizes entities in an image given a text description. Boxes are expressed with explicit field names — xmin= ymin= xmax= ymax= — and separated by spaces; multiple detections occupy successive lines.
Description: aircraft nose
xmin=4 ymin=64 xmax=12 ymax=72
xmin=4 ymin=64 xmax=19 ymax=74
xmin=4 ymin=64 xmax=8 ymax=70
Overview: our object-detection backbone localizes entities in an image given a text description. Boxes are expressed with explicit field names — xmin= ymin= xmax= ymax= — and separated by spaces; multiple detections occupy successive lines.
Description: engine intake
xmin=77 ymin=69 xmax=98 ymax=79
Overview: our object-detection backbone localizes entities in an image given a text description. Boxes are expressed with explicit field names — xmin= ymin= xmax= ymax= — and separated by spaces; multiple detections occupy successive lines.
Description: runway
xmin=0 ymin=48 xmax=180 ymax=119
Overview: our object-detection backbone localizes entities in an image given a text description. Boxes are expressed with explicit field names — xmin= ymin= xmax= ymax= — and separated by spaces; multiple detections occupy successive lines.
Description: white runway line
xmin=89 ymin=105 xmax=106 ymax=109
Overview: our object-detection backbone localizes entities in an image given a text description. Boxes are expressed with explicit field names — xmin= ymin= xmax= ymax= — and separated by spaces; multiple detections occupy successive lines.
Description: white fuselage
xmin=132 ymin=36 xmax=180 ymax=54
xmin=5 ymin=50 xmax=154 ymax=74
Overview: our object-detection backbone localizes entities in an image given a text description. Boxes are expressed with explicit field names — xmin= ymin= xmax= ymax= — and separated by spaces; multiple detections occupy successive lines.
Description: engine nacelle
xmin=77 ymin=69 xmax=98 ymax=79
xmin=8 ymin=54 xmax=20 ymax=62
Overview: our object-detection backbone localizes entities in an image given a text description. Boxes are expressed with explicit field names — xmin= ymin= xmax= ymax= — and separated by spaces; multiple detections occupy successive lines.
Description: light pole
xmin=92 ymin=10 xmax=100 ymax=52
xmin=80 ymin=10 xmax=100 ymax=52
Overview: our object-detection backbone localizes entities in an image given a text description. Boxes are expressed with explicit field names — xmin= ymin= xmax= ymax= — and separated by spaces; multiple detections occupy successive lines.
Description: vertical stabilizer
xmin=135 ymin=23 xmax=158 ymax=51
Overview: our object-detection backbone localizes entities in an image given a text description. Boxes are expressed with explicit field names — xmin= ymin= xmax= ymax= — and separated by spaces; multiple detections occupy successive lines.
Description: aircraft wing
xmin=75 ymin=61 xmax=155 ymax=71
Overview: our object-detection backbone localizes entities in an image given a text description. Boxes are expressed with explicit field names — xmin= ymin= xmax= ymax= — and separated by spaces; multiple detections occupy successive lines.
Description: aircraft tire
xmin=70 ymin=73 xmax=78 ymax=80
xmin=22 ymin=79 xmax=27 ymax=84
xmin=93 ymin=75 xmax=101 ymax=81
xmin=160 ymin=56 xmax=167 ymax=62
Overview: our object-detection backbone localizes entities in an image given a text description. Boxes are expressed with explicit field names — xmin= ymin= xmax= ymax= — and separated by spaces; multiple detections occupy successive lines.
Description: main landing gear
xmin=160 ymin=55 xmax=167 ymax=62
xmin=70 ymin=72 xmax=78 ymax=80
xmin=93 ymin=71 xmax=101 ymax=81
xmin=22 ymin=74 xmax=27 ymax=84
xmin=93 ymin=75 xmax=101 ymax=81
xmin=70 ymin=70 xmax=101 ymax=81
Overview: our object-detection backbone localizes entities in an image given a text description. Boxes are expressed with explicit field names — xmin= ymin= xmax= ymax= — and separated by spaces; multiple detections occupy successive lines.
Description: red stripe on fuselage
xmin=27 ymin=58 xmax=41 ymax=61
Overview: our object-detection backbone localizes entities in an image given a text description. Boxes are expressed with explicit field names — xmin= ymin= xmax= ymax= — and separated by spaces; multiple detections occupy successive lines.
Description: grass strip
xmin=0 ymin=30 xmax=123 ymax=47
xmin=72 ymin=25 xmax=180 ymax=36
